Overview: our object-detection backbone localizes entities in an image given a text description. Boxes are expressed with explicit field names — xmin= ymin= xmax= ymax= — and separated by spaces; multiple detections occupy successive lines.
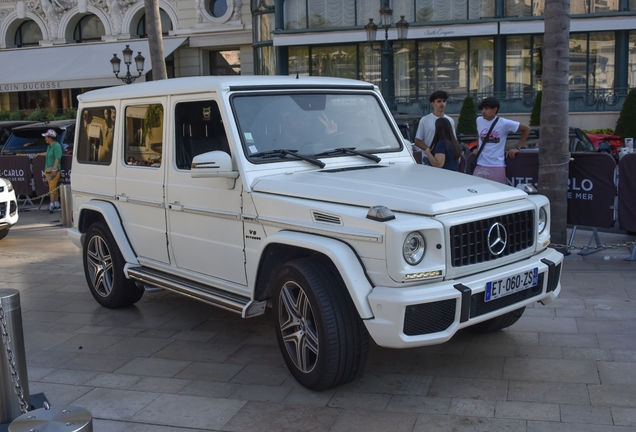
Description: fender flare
xmin=259 ymin=231 xmax=375 ymax=319
xmin=78 ymin=201 xmax=139 ymax=265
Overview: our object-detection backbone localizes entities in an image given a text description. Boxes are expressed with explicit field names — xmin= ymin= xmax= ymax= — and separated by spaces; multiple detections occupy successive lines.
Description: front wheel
xmin=83 ymin=222 xmax=143 ymax=308
xmin=273 ymin=256 xmax=368 ymax=390
xmin=471 ymin=307 xmax=526 ymax=333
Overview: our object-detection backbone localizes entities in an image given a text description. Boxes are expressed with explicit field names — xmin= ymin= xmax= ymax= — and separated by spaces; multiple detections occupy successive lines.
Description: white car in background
xmin=0 ymin=177 xmax=18 ymax=240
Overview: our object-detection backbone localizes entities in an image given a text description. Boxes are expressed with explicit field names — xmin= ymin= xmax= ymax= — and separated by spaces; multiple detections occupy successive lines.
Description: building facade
xmin=256 ymin=0 xmax=636 ymax=129
xmin=0 ymin=0 xmax=634 ymax=129
xmin=0 ymin=0 xmax=253 ymax=113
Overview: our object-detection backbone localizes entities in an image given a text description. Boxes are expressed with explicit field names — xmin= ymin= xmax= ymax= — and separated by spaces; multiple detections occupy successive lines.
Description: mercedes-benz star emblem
xmin=487 ymin=222 xmax=508 ymax=256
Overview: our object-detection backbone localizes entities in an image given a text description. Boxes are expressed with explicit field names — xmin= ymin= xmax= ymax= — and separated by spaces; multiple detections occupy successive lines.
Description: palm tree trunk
xmin=145 ymin=0 xmax=167 ymax=81
xmin=538 ymin=0 xmax=570 ymax=245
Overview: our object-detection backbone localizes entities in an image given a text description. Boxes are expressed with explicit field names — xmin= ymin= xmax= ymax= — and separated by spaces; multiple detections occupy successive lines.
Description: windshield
xmin=232 ymin=93 xmax=401 ymax=164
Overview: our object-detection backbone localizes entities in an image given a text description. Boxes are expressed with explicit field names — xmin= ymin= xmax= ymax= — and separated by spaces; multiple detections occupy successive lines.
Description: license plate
xmin=484 ymin=268 xmax=538 ymax=302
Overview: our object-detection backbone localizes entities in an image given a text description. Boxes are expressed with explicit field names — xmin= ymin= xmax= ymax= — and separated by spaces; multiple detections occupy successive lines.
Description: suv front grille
xmin=0 ymin=202 xmax=6 ymax=219
xmin=450 ymin=210 xmax=534 ymax=267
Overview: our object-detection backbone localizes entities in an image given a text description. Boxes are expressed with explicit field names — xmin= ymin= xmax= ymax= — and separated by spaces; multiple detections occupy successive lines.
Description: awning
xmin=0 ymin=37 xmax=187 ymax=93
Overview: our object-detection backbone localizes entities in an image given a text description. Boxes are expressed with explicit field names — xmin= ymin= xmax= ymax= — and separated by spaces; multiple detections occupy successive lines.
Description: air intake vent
xmin=312 ymin=211 xmax=342 ymax=225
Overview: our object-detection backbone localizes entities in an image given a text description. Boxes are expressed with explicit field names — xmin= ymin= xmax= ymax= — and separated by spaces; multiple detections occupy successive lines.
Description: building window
xmin=629 ymin=32 xmax=636 ymax=88
xmin=136 ymin=10 xmax=173 ymax=37
xmin=506 ymin=0 xmax=544 ymax=16
xmin=311 ymin=46 xmax=358 ymax=79
xmin=15 ymin=21 xmax=42 ymax=47
xmin=569 ymin=32 xmax=614 ymax=92
xmin=419 ymin=40 xmax=469 ymax=97
xmin=74 ymin=15 xmax=105 ymax=43
xmin=209 ymin=50 xmax=241 ymax=75
xmin=207 ymin=0 xmax=229 ymax=17
xmin=252 ymin=0 xmax=275 ymax=75
xmin=571 ymin=0 xmax=619 ymax=13
xmin=505 ymin=35 xmax=543 ymax=97
xmin=416 ymin=0 xmax=494 ymax=21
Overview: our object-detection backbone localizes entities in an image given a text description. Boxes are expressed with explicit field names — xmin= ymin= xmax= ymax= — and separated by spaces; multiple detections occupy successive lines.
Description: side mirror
xmin=191 ymin=151 xmax=238 ymax=179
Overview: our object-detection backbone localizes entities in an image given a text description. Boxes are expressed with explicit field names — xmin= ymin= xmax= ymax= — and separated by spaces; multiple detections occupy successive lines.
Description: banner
xmin=506 ymin=152 xmax=538 ymax=188
xmin=567 ymin=152 xmax=616 ymax=228
xmin=0 ymin=155 xmax=32 ymax=196
xmin=618 ymin=153 xmax=636 ymax=232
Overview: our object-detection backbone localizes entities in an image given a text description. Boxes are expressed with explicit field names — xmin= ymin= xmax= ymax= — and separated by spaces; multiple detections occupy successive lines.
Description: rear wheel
xmin=273 ymin=256 xmax=368 ymax=390
xmin=471 ymin=307 xmax=525 ymax=333
xmin=83 ymin=222 xmax=144 ymax=308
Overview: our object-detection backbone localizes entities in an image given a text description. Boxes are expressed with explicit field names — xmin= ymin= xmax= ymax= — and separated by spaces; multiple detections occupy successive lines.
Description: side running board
xmin=127 ymin=267 xmax=266 ymax=318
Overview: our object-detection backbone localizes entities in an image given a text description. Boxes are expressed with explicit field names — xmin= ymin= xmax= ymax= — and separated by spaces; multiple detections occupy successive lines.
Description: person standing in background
xmin=41 ymin=129 xmax=62 ymax=213
xmin=422 ymin=117 xmax=461 ymax=171
xmin=414 ymin=90 xmax=456 ymax=157
xmin=473 ymin=97 xmax=530 ymax=184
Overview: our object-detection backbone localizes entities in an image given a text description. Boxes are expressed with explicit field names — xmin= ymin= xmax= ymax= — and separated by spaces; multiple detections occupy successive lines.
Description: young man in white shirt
xmin=414 ymin=91 xmax=456 ymax=155
xmin=473 ymin=97 xmax=530 ymax=184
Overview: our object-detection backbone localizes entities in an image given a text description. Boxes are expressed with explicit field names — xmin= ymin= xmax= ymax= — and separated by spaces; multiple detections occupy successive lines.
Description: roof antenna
xmin=296 ymin=71 xmax=299 ymax=79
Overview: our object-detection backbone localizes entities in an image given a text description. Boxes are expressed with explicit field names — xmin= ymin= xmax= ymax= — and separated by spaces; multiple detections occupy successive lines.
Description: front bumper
xmin=364 ymin=248 xmax=563 ymax=348
xmin=0 ymin=198 xmax=18 ymax=228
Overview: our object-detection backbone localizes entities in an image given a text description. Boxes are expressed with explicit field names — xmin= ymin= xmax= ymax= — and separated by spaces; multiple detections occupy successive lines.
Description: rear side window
xmin=77 ymin=107 xmax=116 ymax=164
xmin=124 ymin=104 xmax=163 ymax=167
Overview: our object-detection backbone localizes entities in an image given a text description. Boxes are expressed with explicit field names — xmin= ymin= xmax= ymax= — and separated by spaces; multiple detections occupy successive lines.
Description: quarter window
xmin=77 ymin=107 xmax=116 ymax=164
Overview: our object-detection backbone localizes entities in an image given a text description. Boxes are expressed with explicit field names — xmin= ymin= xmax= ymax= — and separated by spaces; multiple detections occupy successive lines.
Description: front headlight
xmin=403 ymin=231 xmax=426 ymax=265
xmin=3 ymin=179 xmax=13 ymax=193
xmin=538 ymin=206 xmax=547 ymax=234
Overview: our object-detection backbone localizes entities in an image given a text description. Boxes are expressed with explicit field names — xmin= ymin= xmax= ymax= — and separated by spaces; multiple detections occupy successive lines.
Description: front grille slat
xmin=450 ymin=210 xmax=535 ymax=267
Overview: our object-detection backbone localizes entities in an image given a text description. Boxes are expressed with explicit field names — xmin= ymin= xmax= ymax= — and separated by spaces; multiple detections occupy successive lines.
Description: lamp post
xmin=110 ymin=45 xmax=145 ymax=85
xmin=365 ymin=3 xmax=409 ymax=109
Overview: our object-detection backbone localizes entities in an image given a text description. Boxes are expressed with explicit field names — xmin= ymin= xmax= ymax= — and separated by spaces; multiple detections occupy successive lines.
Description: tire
xmin=83 ymin=222 xmax=144 ymax=308
xmin=273 ymin=255 xmax=369 ymax=390
xmin=0 ymin=229 xmax=8 ymax=240
xmin=471 ymin=307 xmax=525 ymax=333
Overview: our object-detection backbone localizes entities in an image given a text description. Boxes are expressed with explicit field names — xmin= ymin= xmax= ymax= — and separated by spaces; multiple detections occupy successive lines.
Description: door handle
xmin=116 ymin=194 xmax=129 ymax=202
xmin=169 ymin=202 xmax=183 ymax=211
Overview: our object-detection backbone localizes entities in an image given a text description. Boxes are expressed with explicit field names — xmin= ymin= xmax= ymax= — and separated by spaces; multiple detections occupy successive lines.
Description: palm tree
xmin=538 ymin=0 xmax=570 ymax=245
xmin=145 ymin=0 xmax=167 ymax=81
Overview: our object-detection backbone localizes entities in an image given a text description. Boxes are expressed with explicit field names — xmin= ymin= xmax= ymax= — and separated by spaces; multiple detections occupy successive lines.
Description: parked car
xmin=69 ymin=76 xmax=562 ymax=391
xmin=0 ymin=121 xmax=37 ymax=151
xmin=0 ymin=177 xmax=18 ymax=240
xmin=0 ymin=120 xmax=75 ymax=156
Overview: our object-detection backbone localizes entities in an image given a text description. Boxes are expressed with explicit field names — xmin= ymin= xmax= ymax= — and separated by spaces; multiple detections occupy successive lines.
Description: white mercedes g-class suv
xmin=69 ymin=76 xmax=563 ymax=390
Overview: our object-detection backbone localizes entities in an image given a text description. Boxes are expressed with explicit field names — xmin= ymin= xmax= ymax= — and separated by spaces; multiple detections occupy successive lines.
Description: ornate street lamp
xmin=110 ymin=45 xmax=145 ymax=85
xmin=366 ymin=3 xmax=409 ymax=109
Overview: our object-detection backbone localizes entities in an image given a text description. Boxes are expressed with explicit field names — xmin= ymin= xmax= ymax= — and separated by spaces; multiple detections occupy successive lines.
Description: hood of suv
xmin=252 ymin=163 xmax=527 ymax=215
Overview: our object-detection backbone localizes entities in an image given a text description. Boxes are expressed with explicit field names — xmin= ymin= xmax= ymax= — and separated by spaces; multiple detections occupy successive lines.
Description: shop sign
xmin=1 ymin=81 xmax=63 ymax=93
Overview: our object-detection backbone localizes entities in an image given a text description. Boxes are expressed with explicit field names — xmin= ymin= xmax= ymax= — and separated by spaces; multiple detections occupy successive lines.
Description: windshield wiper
xmin=250 ymin=148 xmax=325 ymax=169
xmin=314 ymin=147 xmax=381 ymax=163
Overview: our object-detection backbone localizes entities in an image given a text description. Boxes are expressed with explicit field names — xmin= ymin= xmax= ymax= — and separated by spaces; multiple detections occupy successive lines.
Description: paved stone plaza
xmin=1 ymin=207 xmax=636 ymax=431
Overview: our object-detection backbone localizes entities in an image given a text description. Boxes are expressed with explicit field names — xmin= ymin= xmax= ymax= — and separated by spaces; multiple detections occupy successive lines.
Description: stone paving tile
xmin=26 ymin=349 xmax=79 ymax=368
xmin=515 ymin=345 xmax=563 ymax=359
xmin=24 ymin=330 xmax=77 ymax=351
xmin=598 ymin=361 xmax=636 ymax=385
xmin=84 ymin=372 xmax=142 ymax=389
xmin=228 ymin=364 xmax=290 ymax=386
xmin=511 ymin=316 xmax=579 ymax=333
xmin=348 ymin=372 xmax=432 ymax=396
xmin=27 ymin=366 xmax=55 ymax=381
xmin=223 ymin=344 xmax=286 ymax=366
xmin=598 ymin=334 xmax=636 ymax=350
xmin=612 ymin=407 xmax=636 ymax=427
xmin=462 ymin=343 xmax=516 ymax=358
xmin=330 ymin=409 xmax=418 ymax=432
xmin=538 ymin=332 xmax=599 ymax=348
xmin=527 ymin=420 xmax=636 ymax=431
xmin=385 ymin=394 xmax=451 ymax=414
xmin=562 ymin=347 xmax=613 ymax=361
xmin=28 ymin=382 xmax=94 ymax=406
xmin=448 ymin=398 xmax=496 ymax=418
xmin=46 ymin=333 xmax=124 ymax=354
xmin=39 ymin=368 xmax=99 ymax=385
xmin=101 ymin=336 xmax=173 ymax=358
xmin=281 ymin=387 xmax=336 ymax=407
xmin=612 ymin=349 xmax=636 ymax=362
xmin=179 ymin=380 xmax=241 ymax=398
xmin=174 ymin=361 xmax=244 ymax=382
xmin=577 ymin=318 xmax=636 ymax=335
xmin=113 ymin=357 xmax=191 ymax=378
xmin=327 ymin=391 xmax=392 ymax=410
xmin=559 ymin=404 xmax=613 ymax=425
xmin=495 ymin=400 xmax=560 ymax=421
xmin=153 ymin=340 xmax=242 ymax=363
xmin=507 ymin=381 xmax=591 ymax=405
xmin=228 ymin=384 xmax=293 ymax=402
xmin=504 ymin=357 xmax=600 ymax=384
xmin=410 ymin=353 xmax=505 ymax=380
xmin=128 ymin=376 xmax=192 ymax=394
xmin=72 ymin=388 xmax=161 ymax=420
xmin=222 ymin=400 xmax=341 ymax=432
xmin=427 ymin=377 xmax=508 ymax=400
xmin=131 ymin=393 xmax=246 ymax=430
xmin=364 ymin=347 xmax=419 ymax=374
xmin=61 ymin=353 xmax=134 ymax=373
xmin=412 ymin=413 xmax=527 ymax=432
xmin=589 ymin=384 xmax=636 ymax=408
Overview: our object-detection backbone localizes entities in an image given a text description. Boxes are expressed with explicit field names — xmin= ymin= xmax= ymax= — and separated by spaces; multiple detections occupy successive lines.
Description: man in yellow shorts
xmin=42 ymin=129 xmax=62 ymax=213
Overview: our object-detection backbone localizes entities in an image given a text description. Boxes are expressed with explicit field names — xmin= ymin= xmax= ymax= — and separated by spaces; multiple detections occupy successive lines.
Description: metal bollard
xmin=10 ymin=404 xmax=92 ymax=432
xmin=59 ymin=184 xmax=72 ymax=227
xmin=0 ymin=289 xmax=30 ymax=424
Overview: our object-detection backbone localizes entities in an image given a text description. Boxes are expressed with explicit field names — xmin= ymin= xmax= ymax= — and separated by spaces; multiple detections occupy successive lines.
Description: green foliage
xmin=529 ymin=91 xmax=542 ymax=126
xmin=8 ymin=110 xmax=25 ymax=120
xmin=615 ymin=87 xmax=636 ymax=140
xmin=0 ymin=111 xmax=10 ymax=121
xmin=583 ymin=128 xmax=615 ymax=135
xmin=456 ymin=96 xmax=477 ymax=135
xmin=27 ymin=109 xmax=50 ymax=121
xmin=55 ymin=108 xmax=76 ymax=120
